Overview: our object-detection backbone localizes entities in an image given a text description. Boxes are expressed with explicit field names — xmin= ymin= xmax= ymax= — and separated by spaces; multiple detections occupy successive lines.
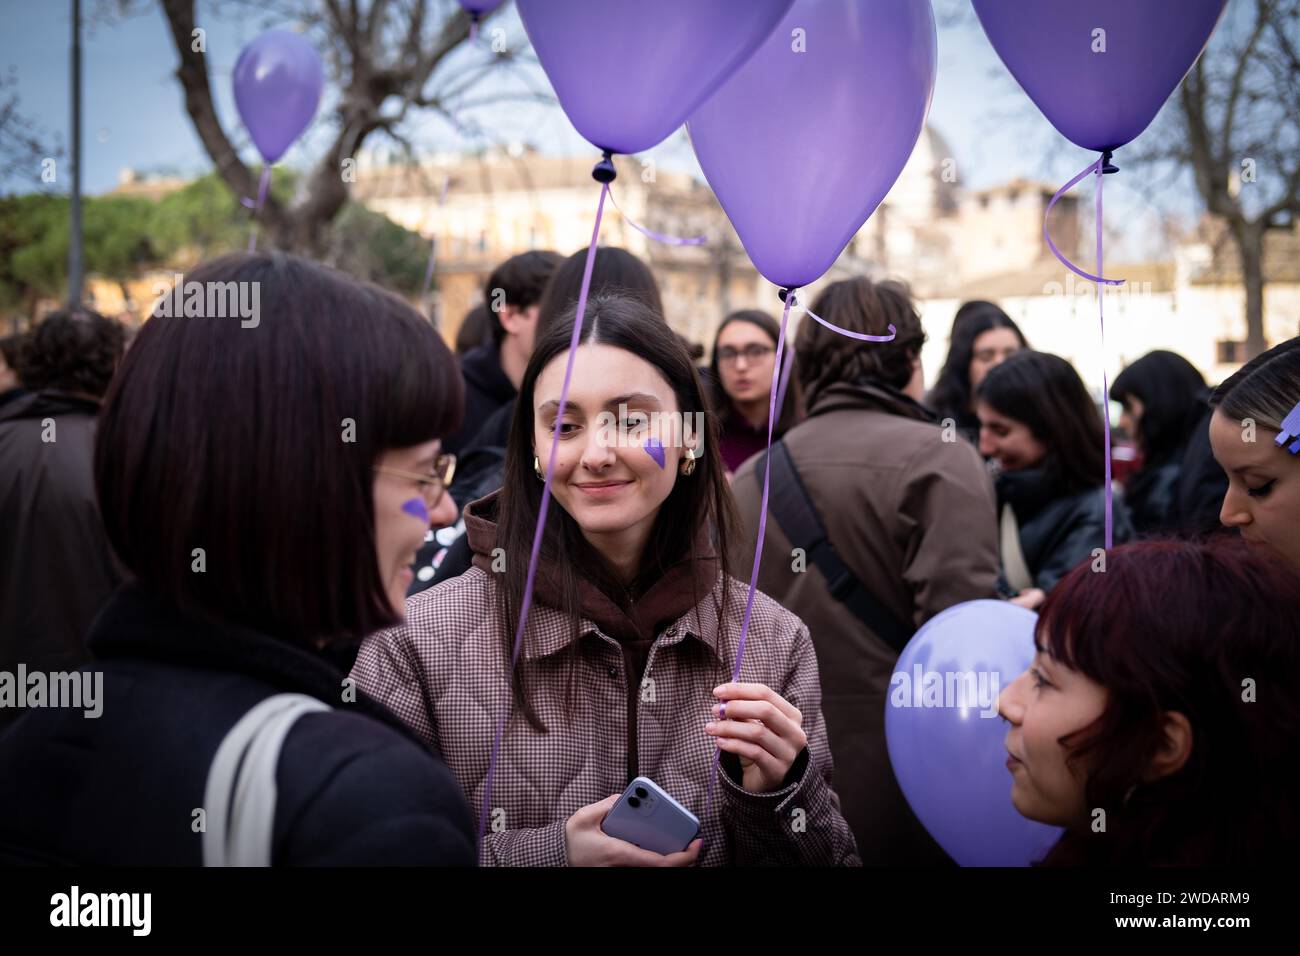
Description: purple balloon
xmin=884 ymin=600 xmax=1064 ymax=867
xmin=516 ymin=0 xmax=794 ymax=156
xmin=688 ymin=0 xmax=936 ymax=290
xmin=458 ymin=0 xmax=502 ymax=13
xmin=232 ymin=30 xmax=324 ymax=165
xmin=972 ymin=0 xmax=1228 ymax=153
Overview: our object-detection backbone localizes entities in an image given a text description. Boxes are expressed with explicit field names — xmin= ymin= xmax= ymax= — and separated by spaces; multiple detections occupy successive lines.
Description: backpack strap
xmin=760 ymin=440 xmax=913 ymax=653
xmin=202 ymin=693 xmax=331 ymax=867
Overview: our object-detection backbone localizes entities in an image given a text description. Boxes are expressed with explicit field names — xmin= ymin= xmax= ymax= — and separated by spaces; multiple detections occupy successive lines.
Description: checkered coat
xmin=351 ymin=566 xmax=861 ymax=866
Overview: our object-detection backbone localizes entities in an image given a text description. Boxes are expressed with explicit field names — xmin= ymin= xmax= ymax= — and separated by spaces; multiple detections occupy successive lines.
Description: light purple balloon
xmin=688 ymin=0 xmax=937 ymax=290
xmin=884 ymin=599 xmax=1064 ymax=867
xmin=972 ymin=0 xmax=1228 ymax=153
xmin=232 ymin=30 xmax=324 ymax=165
xmin=516 ymin=0 xmax=794 ymax=156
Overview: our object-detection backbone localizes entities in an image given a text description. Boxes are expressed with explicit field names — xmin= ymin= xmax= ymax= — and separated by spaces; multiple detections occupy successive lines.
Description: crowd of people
xmin=0 ymin=244 xmax=1296 ymax=867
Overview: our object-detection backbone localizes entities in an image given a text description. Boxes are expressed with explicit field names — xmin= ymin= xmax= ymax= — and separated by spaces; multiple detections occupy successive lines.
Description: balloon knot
xmin=777 ymin=287 xmax=796 ymax=304
xmin=592 ymin=151 xmax=617 ymax=184
xmin=1101 ymin=150 xmax=1119 ymax=175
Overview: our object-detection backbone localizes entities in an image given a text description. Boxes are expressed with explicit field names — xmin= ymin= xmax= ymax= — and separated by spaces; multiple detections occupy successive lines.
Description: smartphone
xmin=600 ymin=776 xmax=701 ymax=855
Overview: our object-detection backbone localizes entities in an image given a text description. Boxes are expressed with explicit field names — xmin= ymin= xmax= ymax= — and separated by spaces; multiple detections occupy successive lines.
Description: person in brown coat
xmin=352 ymin=294 xmax=860 ymax=866
xmin=729 ymin=278 xmax=1000 ymax=865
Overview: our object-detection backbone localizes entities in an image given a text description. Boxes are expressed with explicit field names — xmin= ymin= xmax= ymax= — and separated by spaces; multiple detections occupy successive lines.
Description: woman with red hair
xmin=998 ymin=537 xmax=1300 ymax=865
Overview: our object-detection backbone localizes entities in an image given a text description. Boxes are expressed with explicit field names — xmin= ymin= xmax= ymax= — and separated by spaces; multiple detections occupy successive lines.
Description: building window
xmin=1217 ymin=340 xmax=1247 ymax=364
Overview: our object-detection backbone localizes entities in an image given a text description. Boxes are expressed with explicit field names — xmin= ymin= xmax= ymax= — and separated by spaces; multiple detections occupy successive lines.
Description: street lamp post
xmin=67 ymin=0 xmax=84 ymax=307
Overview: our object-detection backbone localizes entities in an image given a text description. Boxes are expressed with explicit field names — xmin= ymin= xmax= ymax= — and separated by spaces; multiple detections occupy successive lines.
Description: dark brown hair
xmin=496 ymin=294 xmax=734 ymax=728
xmin=977 ymin=350 xmax=1105 ymax=495
xmin=708 ymin=309 xmax=802 ymax=436
xmin=928 ymin=300 xmax=1027 ymax=421
xmin=483 ymin=249 xmax=564 ymax=344
xmin=534 ymin=246 xmax=664 ymax=342
xmin=95 ymin=252 xmax=463 ymax=645
xmin=20 ymin=307 xmax=125 ymax=397
xmin=796 ymin=277 xmax=926 ymax=409
xmin=1209 ymin=335 xmax=1300 ymax=431
xmin=1034 ymin=537 xmax=1300 ymax=865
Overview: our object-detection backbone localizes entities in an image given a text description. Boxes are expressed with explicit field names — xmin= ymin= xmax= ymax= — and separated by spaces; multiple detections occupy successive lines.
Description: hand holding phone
xmin=565 ymin=781 xmax=702 ymax=866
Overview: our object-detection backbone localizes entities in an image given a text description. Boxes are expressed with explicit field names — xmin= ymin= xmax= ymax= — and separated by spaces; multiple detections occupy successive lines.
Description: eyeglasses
xmin=373 ymin=453 xmax=457 ymax=507
xmin=717 ymin=344 xmax=775 ymax=366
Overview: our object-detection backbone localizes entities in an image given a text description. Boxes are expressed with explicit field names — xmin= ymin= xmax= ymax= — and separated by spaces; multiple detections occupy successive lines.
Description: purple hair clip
xmin=1276 ymin=399 xmax=1300 ymax=455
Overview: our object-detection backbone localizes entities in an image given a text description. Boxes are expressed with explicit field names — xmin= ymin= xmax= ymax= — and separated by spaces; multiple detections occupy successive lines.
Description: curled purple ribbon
xmin=1044 ymin=156 xmax=1129 ymax=549
xmin=790 ymin=291 xmax=896 ymax=343
xmin=1045 ymin=157 xmax=1125 ymax=288
xmin=606 ymin=186 xmax=707 ymax=247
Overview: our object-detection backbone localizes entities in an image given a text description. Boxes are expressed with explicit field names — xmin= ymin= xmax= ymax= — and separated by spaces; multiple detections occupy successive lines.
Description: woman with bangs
xmin=998 ymin=537 xmax=1300 ymax=865
xmin=0 ymin=253 xmax=475 ymax=866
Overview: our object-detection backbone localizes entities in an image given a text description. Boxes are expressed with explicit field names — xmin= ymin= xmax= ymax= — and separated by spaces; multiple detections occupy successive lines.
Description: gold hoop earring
xmin=533 ymin=456 xmax=545 ymax=480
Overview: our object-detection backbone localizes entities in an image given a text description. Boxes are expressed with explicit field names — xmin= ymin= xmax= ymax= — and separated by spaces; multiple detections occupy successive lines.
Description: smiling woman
xmin=352 ymin=293 xmax=861 ymax=867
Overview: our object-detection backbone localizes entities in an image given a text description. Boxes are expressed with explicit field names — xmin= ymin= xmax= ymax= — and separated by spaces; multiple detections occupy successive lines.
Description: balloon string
xmin=695 ymin=288 xmax=794 ymax=848
xmin=1095 ymin=160 xmax=1114 ymax=550
xmin=420 ymin=178 xmax=451 ymax=303
xmin=1045 ymin=157 xmax=1124 ymax=287
xmin=420 ymin=239 xmax=439 ymax=302
xmin=242 ymin=166 xmax=272 ymax=254
xmin=789 ymin=291 xmax=896 ymax=342
xmin=606 ymin=187 xmax=707 ymax=246
xmin=476 ymin=181 xmax=609 ymax=862
xmin=773 ymin=331 xmax=796 ymax=421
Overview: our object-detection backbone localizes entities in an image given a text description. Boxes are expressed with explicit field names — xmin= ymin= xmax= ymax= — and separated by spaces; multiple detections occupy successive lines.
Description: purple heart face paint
xmin=644 ymin=437 xmax=666 ymax=469
xmin=401 ymin=497 xmax=430 ymax=524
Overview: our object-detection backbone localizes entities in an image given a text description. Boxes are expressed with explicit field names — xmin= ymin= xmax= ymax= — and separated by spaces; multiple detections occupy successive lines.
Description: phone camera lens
xmin=627 ymin=796 xmax=641 ymax=808
xmin=634 ymin=786 xmax=648 ymax=799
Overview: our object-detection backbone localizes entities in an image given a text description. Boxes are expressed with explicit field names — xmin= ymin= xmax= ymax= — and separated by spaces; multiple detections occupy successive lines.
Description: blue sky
xmin=0 ymin=0 xmax=1198 ymax=259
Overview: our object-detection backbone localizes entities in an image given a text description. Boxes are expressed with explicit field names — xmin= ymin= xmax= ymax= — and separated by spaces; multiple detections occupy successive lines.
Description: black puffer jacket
xmin=442 ymin=342 xmax=515 ymax=454
xmin=996 ymin=467 xmax=1134 ymax=593
xmin=0 ymin=585 xmax=476 ymax=866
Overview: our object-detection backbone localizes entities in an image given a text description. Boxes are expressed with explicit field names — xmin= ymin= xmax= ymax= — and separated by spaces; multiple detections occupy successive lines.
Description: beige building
xmin=351 ymin=147 xmax=767 ymax=350
xmin=85 ymin=136 xmax=1297 ymax=397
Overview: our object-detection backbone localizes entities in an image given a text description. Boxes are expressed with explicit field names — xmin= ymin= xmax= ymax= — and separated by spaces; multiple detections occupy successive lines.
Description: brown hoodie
xmin=465 ymin=490 xmax=718 ymax=779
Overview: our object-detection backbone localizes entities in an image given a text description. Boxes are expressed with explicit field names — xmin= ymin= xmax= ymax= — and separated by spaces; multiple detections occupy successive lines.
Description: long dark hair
xmin=1209 ymin=335 xmax=1300 ymax=430
xmin=535 ymin=246 xmax=664 ymax=341
xmin=928 ymin=300 xmax=1027 ymax=421
xmin=1109 ymin=350 xmax=1207 ymax=465
xmin=1034 ymin=537 xmax=1300 ymax=865
xmin=977 ymin=350 xmax=1104 ymax=495
xmin=496 ymin=294 xmax=736 ymax=728
xmin=708 ymin=309 xmax=801 ymax=435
